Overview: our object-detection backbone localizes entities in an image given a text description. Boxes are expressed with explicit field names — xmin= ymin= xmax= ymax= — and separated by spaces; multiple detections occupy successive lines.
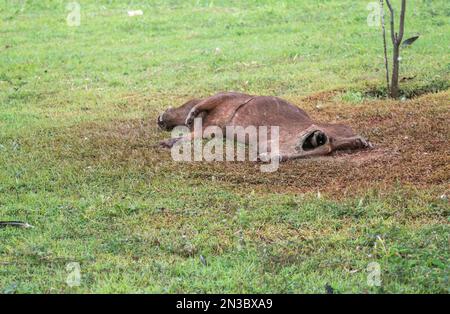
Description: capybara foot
xmin=356 ymin=136 xmax=374 ymax=149
xmin=185 ymin=109 xmax=199 ymax=128
xmin=159 ymin=137 xmax=181 ymax=149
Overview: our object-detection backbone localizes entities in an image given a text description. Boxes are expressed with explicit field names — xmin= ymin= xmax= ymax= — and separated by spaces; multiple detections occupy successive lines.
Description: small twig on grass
xmin=0 ymin=221 xmax=34 ymax=229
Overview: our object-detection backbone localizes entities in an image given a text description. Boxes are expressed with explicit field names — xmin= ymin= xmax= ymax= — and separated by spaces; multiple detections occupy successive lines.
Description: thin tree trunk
xmin=385 ymin=0 xmax=396 ymax=43
xmin=391 ymin=44 xmax=400 ymax=98
xmin=386 ymin=0 xmax=406 ymax=99
xmin=380 ymin=0 xmax=389 ymax=94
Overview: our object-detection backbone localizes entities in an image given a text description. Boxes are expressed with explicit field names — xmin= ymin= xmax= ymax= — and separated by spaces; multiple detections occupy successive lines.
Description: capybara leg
xmin=159 ymin=137 xmax=183 ymax=149
xmin=184 ymin=94 xmax=232 ymax=127
xmin=258 ymin=144 xmax=333 ymax=163
xmin=331 ymin=136 xmax=373 ymax=151
xmin=285 ymin=144 xmax=333 ymax=161
xmin=185 ymin=108 xmax=200 ymax=128
xmin=159 ymin=130 xmax=206 ymax=149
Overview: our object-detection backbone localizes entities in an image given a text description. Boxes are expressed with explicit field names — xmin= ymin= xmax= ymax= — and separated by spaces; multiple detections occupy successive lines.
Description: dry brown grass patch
xmin=69 ymin=91 xmax=449 ymax=197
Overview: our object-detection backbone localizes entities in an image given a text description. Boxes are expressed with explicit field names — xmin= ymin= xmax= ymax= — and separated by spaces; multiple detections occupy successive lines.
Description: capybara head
xmin=157 ymin=107 xmax=178 ymax=131
xmin=157 ymin=99 xmax=201 ymax=131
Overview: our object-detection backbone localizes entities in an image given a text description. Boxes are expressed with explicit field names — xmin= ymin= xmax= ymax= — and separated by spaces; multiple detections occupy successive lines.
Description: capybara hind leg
xmin=159 ymin=137 xmax=182 ymax=149
xmin=331 ymin=136 xmax=373 ymax=151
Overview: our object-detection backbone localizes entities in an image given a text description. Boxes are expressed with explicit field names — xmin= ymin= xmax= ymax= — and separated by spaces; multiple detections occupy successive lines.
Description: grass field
xmin=0 ymin=0 xmax=449 ymax=293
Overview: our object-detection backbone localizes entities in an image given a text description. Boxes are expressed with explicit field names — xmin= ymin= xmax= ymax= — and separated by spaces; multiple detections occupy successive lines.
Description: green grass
xmin=1 ymin=0 xmax=449 ymax=293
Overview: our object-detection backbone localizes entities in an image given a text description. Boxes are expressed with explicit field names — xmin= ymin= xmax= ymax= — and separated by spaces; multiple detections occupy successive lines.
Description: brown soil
xmin=74 ymin=91 xmax=450 ymax=197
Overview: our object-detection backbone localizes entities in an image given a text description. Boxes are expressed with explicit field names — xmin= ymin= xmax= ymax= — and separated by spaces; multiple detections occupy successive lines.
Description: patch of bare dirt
xmin=71 ymin=91 xmax=450 ymax=197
